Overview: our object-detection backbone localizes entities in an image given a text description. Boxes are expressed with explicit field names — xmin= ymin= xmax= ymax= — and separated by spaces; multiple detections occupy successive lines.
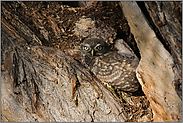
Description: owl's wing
xmin=91 ymin=52 xmax=139 ymax=92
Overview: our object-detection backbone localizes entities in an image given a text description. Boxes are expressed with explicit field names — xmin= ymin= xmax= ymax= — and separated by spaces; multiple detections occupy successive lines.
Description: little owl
xmin=81 ymin=38 xmax=139 ymax=92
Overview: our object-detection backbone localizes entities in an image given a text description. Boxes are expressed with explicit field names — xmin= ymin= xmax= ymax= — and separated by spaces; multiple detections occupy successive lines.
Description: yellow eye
xmin=84 ymin=46 xmax=89 ymax=51
xmin=97 ymin=46 xmax=103 ymax=50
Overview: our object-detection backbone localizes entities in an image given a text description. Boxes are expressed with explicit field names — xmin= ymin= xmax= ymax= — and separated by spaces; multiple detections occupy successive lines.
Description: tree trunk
xmin=120 ymin=1 xmax=182 ymax=122
xmin=1 ymin=19 xmax=128 ymax=122
xmin=1 ymin=1 xmax=182 ymax=122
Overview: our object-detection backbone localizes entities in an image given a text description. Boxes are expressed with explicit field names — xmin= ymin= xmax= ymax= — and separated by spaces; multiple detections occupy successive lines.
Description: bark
xmin=1 ymin=1 xmax=182 ymax=122
xmin=144 ymin=1 xmax=182 ymax=100
xmin=1 ymin=19 xmax=127 ymax=122
xmin=120 ymin=1 xmax=182 ymax=122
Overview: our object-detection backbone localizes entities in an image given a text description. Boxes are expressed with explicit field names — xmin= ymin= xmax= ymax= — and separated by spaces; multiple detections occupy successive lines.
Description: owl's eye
xmin=97 ymin=46 xmax=103 ymax=50
xmin=84 ymin=46 xmax=89 ymax=51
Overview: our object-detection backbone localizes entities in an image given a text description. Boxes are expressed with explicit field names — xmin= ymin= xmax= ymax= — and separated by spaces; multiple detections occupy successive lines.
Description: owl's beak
xmin=91 ymin=49 xmax=94 ymax=56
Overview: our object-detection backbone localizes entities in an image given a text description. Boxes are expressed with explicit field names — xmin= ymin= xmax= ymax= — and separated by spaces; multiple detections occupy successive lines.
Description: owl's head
xmin=81 ymin=38 xmax=110 ymax=57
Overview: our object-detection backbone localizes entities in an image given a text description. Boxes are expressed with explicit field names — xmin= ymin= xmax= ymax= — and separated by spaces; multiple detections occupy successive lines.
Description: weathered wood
xmin=144 ymin=1 xmax=182 ymax=99
xmin=120 ymin=1 xmax=182 ymax=122
xmin=2 ymin=1 xmax=181 ymax=122
xmin=1 ymin=2 xmax=129 ymax=122
xmin=1 ymin=18 xmax=127 ymax=122
xmin=144 ymin=1 xmax=182 ymax=70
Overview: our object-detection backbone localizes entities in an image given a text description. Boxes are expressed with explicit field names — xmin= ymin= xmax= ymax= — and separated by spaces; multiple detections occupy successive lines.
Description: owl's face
xmin=81 ymin=38 xmax=110 ymax=57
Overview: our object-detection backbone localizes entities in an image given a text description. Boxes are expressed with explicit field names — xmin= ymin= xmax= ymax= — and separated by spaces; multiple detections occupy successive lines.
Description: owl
xmin=81 ymin=38 xmax=139 ymax=92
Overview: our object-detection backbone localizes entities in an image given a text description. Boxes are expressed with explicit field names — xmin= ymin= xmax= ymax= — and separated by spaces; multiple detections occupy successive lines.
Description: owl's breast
xmin=90 ymin=52 xmax=139 ymax=92
xmin=82 ymin=54 xmax=97 ymax=68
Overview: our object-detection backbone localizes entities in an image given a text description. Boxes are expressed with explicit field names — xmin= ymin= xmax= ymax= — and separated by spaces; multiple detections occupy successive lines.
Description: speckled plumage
xmin=81 ymin=38 xmax=139 ymax=92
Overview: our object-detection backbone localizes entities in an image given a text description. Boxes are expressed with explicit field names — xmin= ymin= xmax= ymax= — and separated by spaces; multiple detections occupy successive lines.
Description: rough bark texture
xmin=120 ymin=1 xmax=182 ymax=122
xmin=1 ymin=1 xmax=182 ymax=122
xmin=144 ymin=1 xmax=182 ymax=100
xmin=1 ymin=20 xmax=127 ymax=122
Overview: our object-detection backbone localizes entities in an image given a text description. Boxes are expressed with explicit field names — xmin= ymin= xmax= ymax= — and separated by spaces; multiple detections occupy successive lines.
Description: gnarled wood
xmin=1 ymin=1 xmax=181 ymax=122
xmin=144 ymin=1 xmax=182 ymax=100
xmin=120 ymin=1 xmax=182 ymax=122
xmin=1 ymin=18 xmax=127 ymax=122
